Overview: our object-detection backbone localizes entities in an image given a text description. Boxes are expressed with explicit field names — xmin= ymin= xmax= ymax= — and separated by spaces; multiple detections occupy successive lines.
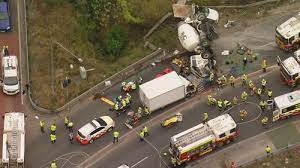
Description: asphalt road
xmin=83 ymin=66 xmax=300 ymax=168
xmin=25 ymin=3 xmax=300 ymax=168
xmin=0 ymin=0 xmax=24 ymax=159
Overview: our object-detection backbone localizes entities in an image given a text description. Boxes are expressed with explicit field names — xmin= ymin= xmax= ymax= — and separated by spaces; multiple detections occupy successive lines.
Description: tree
xmin=104 ymin=26 xmax=127 ymax=59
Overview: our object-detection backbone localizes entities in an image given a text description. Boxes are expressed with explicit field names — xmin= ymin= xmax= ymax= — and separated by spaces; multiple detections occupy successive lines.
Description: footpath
xmin=189 ymin=120 xmax=300 ymax=168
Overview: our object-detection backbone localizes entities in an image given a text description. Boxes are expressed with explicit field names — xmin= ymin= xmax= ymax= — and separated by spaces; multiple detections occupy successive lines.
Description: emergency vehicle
xmin=273 ymin=89 xmax=300 ymax=122
xmin=275 ymin=13 xmax=300 ymax=51
xmin=76 ymin=116 xmax=115 ymax=145
xmin=1 ymin=112 xmax=25 ymax=168
xmin=169 ymin=114 xmax=238 ymax=166
xmin=277 ymin=56 xmax=300 ymax=86
xmin=2 ymin=55 xmax=20 ymax=95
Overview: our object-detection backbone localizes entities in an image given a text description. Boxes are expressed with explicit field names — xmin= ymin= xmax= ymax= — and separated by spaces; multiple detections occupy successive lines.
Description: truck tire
xmin=197 ymin=13 xmax=206 ymax=21
xmin=201 ymin=51 xmax=212 ymax=59
xmin=200 ymin=39 xmax=209 ymax=48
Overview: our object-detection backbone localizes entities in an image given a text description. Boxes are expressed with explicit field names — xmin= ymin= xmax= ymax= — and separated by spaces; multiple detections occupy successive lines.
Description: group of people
xmin=207 ymin=72 xmax=273 ymax=126
xmin=113 ymin=93 xmax=132 ymax=115
xmin=112 ymin=126 xmax=149 ymax=144
xmin=39 ymin=116 xmax=74 ymax=144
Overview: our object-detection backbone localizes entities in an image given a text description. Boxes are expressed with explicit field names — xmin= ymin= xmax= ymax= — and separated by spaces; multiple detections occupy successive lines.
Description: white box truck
xmin=139 ymin=71 xmax=191 ymax=112
xmin=2 ymin=112 xmax=25 ymax=168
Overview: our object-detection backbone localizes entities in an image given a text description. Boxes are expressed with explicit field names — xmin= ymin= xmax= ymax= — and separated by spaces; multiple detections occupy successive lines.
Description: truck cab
xmin=2 ymin=55 xmax=20 ymax=95
xmin=277 ymin=56 xmax=300 ymax=86
xmin=275 ymin=13 xmax=300 ymax=51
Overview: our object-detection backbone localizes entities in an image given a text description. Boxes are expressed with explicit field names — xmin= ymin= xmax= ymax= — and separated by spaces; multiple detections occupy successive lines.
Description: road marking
xmin=17 ymin=0 xmax=23 ymax=105
xmin=253 ymin=41 xmax=275 ymax=49
xmin=131 ymin=156 xmax=149 ymax=168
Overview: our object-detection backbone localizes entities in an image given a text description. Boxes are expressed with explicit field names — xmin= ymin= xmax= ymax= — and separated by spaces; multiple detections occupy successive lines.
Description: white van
xmin=2 ymin=55 xmax=20 ymax=95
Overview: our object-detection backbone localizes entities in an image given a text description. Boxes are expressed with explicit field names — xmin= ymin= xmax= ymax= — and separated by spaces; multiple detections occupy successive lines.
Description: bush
xmin=104 ymin=26 xmax=128 ymax=60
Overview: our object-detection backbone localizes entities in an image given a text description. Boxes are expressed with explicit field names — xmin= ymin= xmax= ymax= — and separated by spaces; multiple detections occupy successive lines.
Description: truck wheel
xmin=201 ymin=51 xmax=212 ymax=59
xmin=201 ymin=39 xmax=209 ymax=47
xmin=197 ymin=13 xmax=206 ymax=21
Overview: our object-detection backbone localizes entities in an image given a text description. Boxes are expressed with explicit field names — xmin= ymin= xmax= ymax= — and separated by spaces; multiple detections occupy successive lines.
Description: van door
xmin=273 ymin=109 xmax=280 ymax=122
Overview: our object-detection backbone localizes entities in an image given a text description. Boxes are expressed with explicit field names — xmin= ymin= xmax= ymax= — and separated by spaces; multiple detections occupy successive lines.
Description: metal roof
xmin=3 ymin=112 xmax=24 ymax=133
xmin=139 ymin=71 xmax=184 ymax=99
xmin=282 ymin=57 xmax=300 ymax=75
xmin=207 ymin=114 xmax=236 ymax=136
xmin=274 ymin=89 xmax=300 ymax=109
xmin=276 ymin=13 xmax=300 ymax=39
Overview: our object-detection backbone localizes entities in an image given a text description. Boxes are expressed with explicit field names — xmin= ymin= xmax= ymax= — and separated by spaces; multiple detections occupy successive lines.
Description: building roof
xmin=207 ymin=114 xmax=236 ymax=136
xmin=282 ymin=57 xmax=300 ymax=75
xmin=276 ymin=13 xmax=300 ymax=39
xmin=139 ymin=71 xmax=184 ymax=99
xmin=274 ymin=89 xmax=300 ymax=109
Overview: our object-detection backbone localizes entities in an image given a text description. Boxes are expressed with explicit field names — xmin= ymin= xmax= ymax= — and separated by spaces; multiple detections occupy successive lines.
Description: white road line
xmin=17 ymin=0 xmax=23 ymax=105
xmin=253 ymin=41 xmax=275 ymax=49
xmin=131 ymin=156 xmax=149 ymax=168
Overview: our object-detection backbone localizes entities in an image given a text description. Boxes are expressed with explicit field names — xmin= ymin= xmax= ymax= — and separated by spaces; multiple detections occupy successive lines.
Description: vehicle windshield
xmin=78 ymin=130 xmax=86 ymax=138
xmin=275 ymin=29 xmax=289 ymax=44
xmin=0 ymin=2 xmax=8 ymax=20
xmin=95 ymin=118 xmax=107 ymax=126
xmin=4 ymin=76 xmax=18 ymax=85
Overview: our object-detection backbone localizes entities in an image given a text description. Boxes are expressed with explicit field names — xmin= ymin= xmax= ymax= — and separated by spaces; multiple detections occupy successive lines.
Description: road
xmin=25 ymin=3 xmax=300 ymax=168
xmin=0 ymin=0 xmax=24 ymax=158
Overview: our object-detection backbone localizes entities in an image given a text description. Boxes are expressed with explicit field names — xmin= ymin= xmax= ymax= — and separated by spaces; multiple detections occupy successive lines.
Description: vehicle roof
xmin=282 ymin=57 xmax=300 ymax=75
xmin=139 ymin=71 xmax=184 ymax=99
xmin=3 ymin=56 xmax=18 ymax=77
xmin=274 ymin=89 xmax=300 ymax=109
xmin=170 ymin=123 xmax=214 ymax=152
xmin=276 ymin=13 xmax=300 ymax=39
xmin=78 ymin=117 xmax=110 ymax=136
xmin=78 ymin=123 xmax=96 ymax=136
xmin=207 ymin=114 xmax=236 ymax=136
xmin=3 ymin=112 xmax=24 ymax=132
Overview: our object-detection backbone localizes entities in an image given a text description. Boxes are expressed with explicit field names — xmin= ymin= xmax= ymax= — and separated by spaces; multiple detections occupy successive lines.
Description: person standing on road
xmin=241 ymin=74 xmax=247 ymax=87
xmin=67 ymin=121 xmax=74 ymax=132
xmin=265 ymin=145 xmax=271 ymax=156
xmin=143 ymin=126 xmax=149 ymax=137
xmin=243 ymin=56 xmax=248 ymax=68
xmin=261 ymin=116 xmax=268 ymax=127
xmin=217 ymin=100 xmax=223 ymax=111
xmin=259 ymin=100 xmax=267 ymax=111
xmin=261 ymin=59 xmax=267 ymax=73
xmin=139 ymin=130 xmax=145 ymax=142
xmin=50 ymin=123 xmax=56 ymax=135
xmin=64 ymin=117 xmax=69 ymax=128
xmin=267 ymin=89 xmax=272 ymax=99
xmin=229 ymin=75 xmax=235 ymax=87
xmin=50 ymin=160 xmax=58 ymax=168
xmin=239 ymin=110 xmax=247 ymax=121
xmin=113 ymin=130 xmax=120 ymax=143
xmin=232 ymin=96 xmax=238 ymax=105
xmin=257 ymin=88 xmax=262 ymax=99
xmin=50 ymin=134 xmax=56 ymax=144
xmin=261 ymin=78 xmax=267 ymax=91
xmin=203 ymin=112 xmax=208 ymax=123
xmin=241 ymin=91 xmax=248 ymax=102
xmin=69 ymin=132 xmax=74 ymax=144
xmin=39 ymin=120 xmax=45 ymax=133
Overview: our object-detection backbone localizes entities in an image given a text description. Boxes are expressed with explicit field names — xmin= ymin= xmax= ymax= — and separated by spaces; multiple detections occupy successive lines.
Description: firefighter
xmin=143 ymin=126 xmax=149 ymax=137
xmin=125 ymin=95 xmax=131 ymax=106
xmin=257 ymin=88 xmax=262 ymax=99
xmin=126 ymin=93 xmax=132 ymax=102
xmin=203 ymin=112 xmax=208 ymax=123
xmin=251 ymin=85 xmax=257 ymax=96
xmin=261 ymin=116 xmax=268 ymax=127
xmin=64 ymin=116 xmax=69 ymax=128
xmin=114 ymin=102 xmax=120 ymax=114
xmin=261 ymin=59 xmax=267 ymax=73
xmin=267 ymin=89 xmax=272 ymax=99
xmin=144 ymin=106 xmax=150 ymax=116
xmin=67 ymin=121 xmax=74 ymax=132
xmin=117 ymin=95 xmax=122 ymax=102
xmin=243 ymin=56 xmax=248 ymax=67
xmin=207 ymin=95 xmax=213 ymax=106
xmin=171 ymin=157 xmax=177 ymax=166
xmin=241 ymin=91 xmax=248 ymax=102
xmin=223 ymin=99 xmax=231 ymax=109
xmin=232 ymin=96 xmax=238 ymax=105
xmin=240 ymin=110 xmax=247 ymax=121
xmin=39 ymin=120 xmax=45 ymax=133
xmin=259 ymin=100 xmax=267 ymax=111
xmin=241 ymin=74 xmax=247 ymax=87
xmin=261 ymin=78 xmax=267 ymax=91
xmin=139 ymin=130 xmax=145 ymax=142
xmin=265 ymin=145 xmax=271 ymax=156
xmin=217 ymin=100 xmax=223 ymax=111
xmin=50 ymin=161 xmax=58 ymax=168
xmin=50 ymin=134 xmax=56 ymax=144
xmin=50 ymin=123 xmax=56 ymax=135
xmin=220 ymin=75 xmax=227 ymax=86
xmin=131 ymin=82 xmax=137 ymax=90
xmin=229 ymin=75 xmax=235 ymax=87
xmin=113 ymin=130 xmax=120 ymax=143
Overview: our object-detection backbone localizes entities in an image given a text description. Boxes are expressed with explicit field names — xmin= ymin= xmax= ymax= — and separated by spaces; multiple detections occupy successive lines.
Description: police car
xmin=2 ymin=55 xmax=19 ymax=95
xmin=76 ymin=116 xmax=115 ymax=144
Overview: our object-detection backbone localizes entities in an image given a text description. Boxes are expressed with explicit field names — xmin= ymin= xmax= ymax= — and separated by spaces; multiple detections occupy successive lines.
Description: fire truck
xmin=275 ymin=13 xmax=300 ymax=51
xmin=277 ymin=56 xmax=300 ymax=86
xmin=169 ymin=114 xmax=238 ymax=166
xmin=1 ymin=112 xmax=25 ymax=168
xmin=273 ymin=89 xmax=300 ymax=122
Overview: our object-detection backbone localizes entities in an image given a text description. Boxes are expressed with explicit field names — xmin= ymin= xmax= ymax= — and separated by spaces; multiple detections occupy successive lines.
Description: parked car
xmin=76 ymin=116 xmax=115 ymax=145
xmin=0 ymin=0 xmax=11 ymax=32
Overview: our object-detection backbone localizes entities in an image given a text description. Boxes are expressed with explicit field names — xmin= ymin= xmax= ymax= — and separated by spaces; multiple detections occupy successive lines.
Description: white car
xmin=76 ymin=116 xmax=115 ymax=144
xmin=2 ymin=55 xmax=20 ymax=95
